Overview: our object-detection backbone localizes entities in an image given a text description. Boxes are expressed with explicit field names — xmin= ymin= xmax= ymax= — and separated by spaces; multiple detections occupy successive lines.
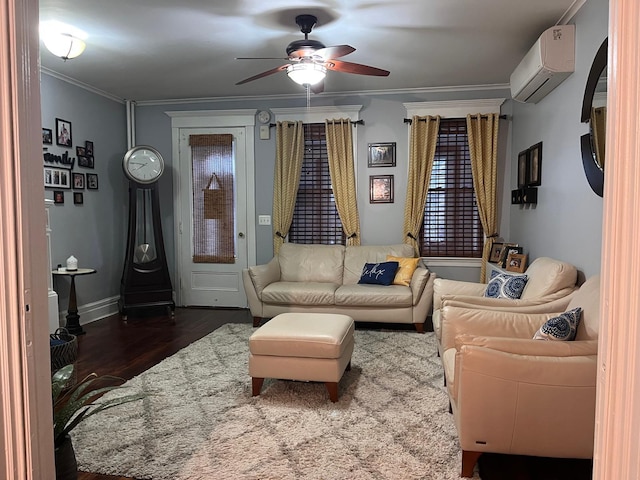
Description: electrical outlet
xmin=258 ymin=215 xmax=271 ymax=226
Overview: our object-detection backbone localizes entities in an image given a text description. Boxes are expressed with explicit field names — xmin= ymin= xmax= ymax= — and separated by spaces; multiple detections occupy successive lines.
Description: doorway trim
xmin=167 ymin=109 xmax=257 ymax=306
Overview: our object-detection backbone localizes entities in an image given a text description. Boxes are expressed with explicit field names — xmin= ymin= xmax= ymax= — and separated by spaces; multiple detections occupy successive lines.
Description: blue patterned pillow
xmin=358 ymin=261 xmax=399 ymax=286
xmin=483 ymin=273 xmax=528 ymax=299
xmin=533 ymin=307 xmax=583 ymax=341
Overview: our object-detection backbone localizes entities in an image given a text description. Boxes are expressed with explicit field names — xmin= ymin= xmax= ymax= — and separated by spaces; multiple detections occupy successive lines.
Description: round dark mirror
xmin=580 ymin=38 xmax=607 ymax=197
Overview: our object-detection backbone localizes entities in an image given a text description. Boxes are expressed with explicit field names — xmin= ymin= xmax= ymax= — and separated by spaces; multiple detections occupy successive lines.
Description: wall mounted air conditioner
xmin=510 ymin=24 xmax=575 ymax=104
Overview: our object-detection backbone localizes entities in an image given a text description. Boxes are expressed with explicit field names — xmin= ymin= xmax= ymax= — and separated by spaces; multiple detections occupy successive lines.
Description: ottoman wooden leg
xmin=252 ymin=377 xmax=264 ymax=396
xmin=325 ymin=382 xmax=339 ymax=402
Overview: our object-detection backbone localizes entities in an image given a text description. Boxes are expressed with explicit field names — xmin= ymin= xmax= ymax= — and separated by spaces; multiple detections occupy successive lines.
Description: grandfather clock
xmin=119 ymin=145 xmax=175 ymax=320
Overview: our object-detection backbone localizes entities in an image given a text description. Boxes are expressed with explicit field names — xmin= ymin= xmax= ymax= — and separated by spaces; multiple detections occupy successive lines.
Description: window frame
xmin=403 ymin=98 xmax=504 ymax=265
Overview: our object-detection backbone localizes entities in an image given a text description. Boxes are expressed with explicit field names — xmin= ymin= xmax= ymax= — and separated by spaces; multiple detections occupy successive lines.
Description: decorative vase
xmin=54 ymin=435 xmax=78 ymax=480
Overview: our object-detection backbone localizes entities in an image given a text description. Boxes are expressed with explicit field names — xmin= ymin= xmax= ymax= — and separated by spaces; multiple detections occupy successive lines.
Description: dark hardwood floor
xmin=74 ymin=308 xmax=592 ymax=480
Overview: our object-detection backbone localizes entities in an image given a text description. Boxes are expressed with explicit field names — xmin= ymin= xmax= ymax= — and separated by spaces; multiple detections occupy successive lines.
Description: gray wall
xmin=135 ymin=88 xmax=511 ymax=269
xmin=41 ymin=74 xmax=128 ymax=311
xmin=509 ymin=0 xmax=607 ymax=279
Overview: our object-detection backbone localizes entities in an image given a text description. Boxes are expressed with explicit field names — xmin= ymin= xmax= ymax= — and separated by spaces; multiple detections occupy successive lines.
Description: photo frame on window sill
xmin=506 ymin=253 xmax=528 ymax=273
xmin=489 ymin=242 xmax=504 ymax=263
xmin=368 ymin=142 xmax=396 ymax=168
xmin=369 ymin=175 xmax=394 ymax=203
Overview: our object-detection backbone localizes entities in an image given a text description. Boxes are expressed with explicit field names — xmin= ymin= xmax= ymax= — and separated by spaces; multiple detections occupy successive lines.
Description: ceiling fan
xmin=235 ymin=14 xmax=390 ymax=93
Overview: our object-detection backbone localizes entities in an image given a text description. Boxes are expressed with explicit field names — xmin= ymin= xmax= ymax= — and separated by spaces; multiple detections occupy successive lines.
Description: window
xmin=420 ymin=118 xmax=483 ymax=257
xmin=288 ymin=123 xmax=345 ymax=245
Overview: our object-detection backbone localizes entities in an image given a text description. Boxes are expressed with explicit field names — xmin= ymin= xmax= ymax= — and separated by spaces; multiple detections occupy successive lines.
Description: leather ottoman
xmin=249 ymin=313 xmax=355 ymax=402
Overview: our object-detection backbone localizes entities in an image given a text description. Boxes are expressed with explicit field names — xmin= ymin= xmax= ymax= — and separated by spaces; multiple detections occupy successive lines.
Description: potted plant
xmin=52 ymin=364 xmax=145 ymax=480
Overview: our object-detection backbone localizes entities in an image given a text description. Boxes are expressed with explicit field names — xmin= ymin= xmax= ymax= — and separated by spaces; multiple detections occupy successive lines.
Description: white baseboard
xmin=57 ymin=295 xmax=120 ymax=326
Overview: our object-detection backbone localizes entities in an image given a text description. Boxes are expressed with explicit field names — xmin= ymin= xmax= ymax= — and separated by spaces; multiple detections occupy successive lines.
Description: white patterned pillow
xmin=533 ymin=307 xmax=583 ymax=341
xmin=483 ymin=273 xmax=528 ymax=299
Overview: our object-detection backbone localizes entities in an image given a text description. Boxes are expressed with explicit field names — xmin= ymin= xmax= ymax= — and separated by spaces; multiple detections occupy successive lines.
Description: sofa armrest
xmin=247 ymin=257 xmax=280 ymax=298
xmin=409 ymin=267 xmax=430 ymax=304
xmin=454 ymin=334 xmax=598 ymax=357
xmin=433 ymin=278 xmax=486 ymax=310
xmin=440 ymin=306 xmax=558 ymax=353
xmin=441 ymin=289 xmax=576 ymax=313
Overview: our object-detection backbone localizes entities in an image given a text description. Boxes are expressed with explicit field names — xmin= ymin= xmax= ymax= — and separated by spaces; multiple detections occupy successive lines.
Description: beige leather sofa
xmin=439 ymin=275 xmax=600 ymax=477
xmin=432 ymin=257 xmax=578 ymax=354
xmin=242 ymin=243 xmax=436 ymax=332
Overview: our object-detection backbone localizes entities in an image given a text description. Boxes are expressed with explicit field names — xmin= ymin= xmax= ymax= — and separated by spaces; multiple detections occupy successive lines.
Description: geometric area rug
xmin=71 ymin=323 xmax=480 ymax=479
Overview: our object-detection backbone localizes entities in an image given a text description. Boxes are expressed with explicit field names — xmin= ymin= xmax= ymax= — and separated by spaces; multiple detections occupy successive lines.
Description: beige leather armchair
xmin=439 ymin=275 xmax=600 ymax=478
xmin=432 ymin=257 xmax=578 ymax=354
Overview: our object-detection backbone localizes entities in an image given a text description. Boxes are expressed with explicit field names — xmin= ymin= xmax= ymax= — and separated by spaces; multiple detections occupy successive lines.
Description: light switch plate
xmin=258 ymin=215 xmax=271 ymax=225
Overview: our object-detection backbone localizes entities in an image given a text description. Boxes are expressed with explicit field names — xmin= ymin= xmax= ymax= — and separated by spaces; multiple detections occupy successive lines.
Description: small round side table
xmin=52 ymin=268 xmax=96 ymax=335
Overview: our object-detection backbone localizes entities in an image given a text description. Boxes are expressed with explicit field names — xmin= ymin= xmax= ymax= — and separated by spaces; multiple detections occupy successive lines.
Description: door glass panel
xmin=189 ymin=134 xmax=235 ymax=264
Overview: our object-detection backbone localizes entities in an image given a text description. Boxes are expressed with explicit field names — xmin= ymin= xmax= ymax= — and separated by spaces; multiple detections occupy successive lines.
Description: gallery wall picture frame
xmin=76 ymin=146 xmax=86 ymax=157
xmin=72 ymin=172 xmax=85 ymax=189
xmin=53 ymin=190 xmax=64 ymax=204
xmin=368 ymin=142 xmax=396 ymax=167
xmin=527 ymin=142 xmax=542 ymax=186
xmin=517 ymin=149 xmax=529 ymax=188
xmin=506 ymin=253 xmax=528 ymax=273
xmin=85 ymin=140 xmax=94 ymax=155
xmin=78 ymin=155 xmax=94 ymax=168
xmin=42 ymin=128 xmax=52 ymax=145
xmin=73 ymin=192 xmax=84 ymax=205
xmin=55 ymin=118 xmax=72 ymax=147
xmin=369 ymin=174 xmax=394 ymax=203
xmin=86 ymin=173 xmax=99 ymax=190
xmin=44 ymin=166 xmax=71 ymax=189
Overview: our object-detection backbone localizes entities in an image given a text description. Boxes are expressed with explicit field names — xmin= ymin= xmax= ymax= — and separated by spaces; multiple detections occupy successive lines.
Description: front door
xmin=177 ymin=127 xmax=248 ymax=307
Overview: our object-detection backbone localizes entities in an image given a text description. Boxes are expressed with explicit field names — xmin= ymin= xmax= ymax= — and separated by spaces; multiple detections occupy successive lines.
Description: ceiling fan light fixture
xmin=43 ymin=32 xmax=86 ymax=60
xmin=287 ymin=63 xmax=326 ymax=86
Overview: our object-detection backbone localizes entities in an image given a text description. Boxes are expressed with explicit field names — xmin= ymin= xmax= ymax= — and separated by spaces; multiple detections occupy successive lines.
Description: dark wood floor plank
xmin=73 ymin=308 xmax=591 ymax=480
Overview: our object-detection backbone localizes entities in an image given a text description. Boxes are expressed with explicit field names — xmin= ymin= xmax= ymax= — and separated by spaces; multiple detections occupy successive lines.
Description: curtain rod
xmin=403 ymin=114 xmax=507 ymax=124
xmin=269 ymin=119 xmax=364 ymax=128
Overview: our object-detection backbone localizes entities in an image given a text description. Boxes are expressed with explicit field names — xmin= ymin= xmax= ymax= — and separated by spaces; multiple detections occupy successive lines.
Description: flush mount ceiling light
xmin=286 ymin=62 xmax=327 ymax=86
xmin=40 ymin=22 xmax=87 ymax=60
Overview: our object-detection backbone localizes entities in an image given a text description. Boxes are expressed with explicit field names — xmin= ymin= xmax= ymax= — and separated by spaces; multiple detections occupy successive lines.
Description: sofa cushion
xmin=520 ymin=257 xmax=577 ymax=299
xmin=484 ymin=273 xmax=528 ymax=299
xmin=358 ymin=261 xmax=399 ymax=286
xmin=261 ymin=282 xmax=339 ymax=306
xmin=533 ymin=307 xmax=582 ymax=341
xmin=278 ymin=243 xmax=345 ymax=284
xmin=335 ymin=284 xmax=413 ymax=307
xmin=387 ymin=255 xmax=420 ymax=286
xmin=343 ymin=244 xmax=415 ymax=285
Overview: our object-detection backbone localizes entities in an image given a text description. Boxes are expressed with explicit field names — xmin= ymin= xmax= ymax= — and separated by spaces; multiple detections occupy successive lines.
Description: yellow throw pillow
xmin=386 ymin=255 xmax=420 ymax=286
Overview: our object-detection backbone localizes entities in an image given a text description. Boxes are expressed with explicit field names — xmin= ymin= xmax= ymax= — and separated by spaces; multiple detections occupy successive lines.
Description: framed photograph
xmin=489 ymin=242 xmax=504 ymax=263
xmin=86 ymin=173 xmax=99 ymax=190
xmin=73 ymin=192 xmax=84 ymax=205
xmin=85 ymin=140 xmax=94 ymax=155
xmin=55 ymin=118 xmax=72 ymax=147
xmin=42 ymin=128 xmax=53 ymax=145
xmin=44 ymin=167 xmax=71 ymax=189
xmin=72 ymin=172 xmax=85 ymax=189
xmin=506 ymin=253 xmax=528 ymax=273
xmin=528 ymin=142 xmax=542 ymax=186
xmin=76 ymin=146 xmax=86 ymax=157
xmin=53 ymin=190 xmax=64 ymax=204
xmin=499 ymin=245 xmax=523 ymax=268
xmin=369 ymin=175 xmax=394 ymax=203
xmin=368 ymin=142 xmax=396 ymax=168
xmin=77 ymin=155 xmax=95 ymax=168
xmin=517 ymin=150 xmax=529 ymax=188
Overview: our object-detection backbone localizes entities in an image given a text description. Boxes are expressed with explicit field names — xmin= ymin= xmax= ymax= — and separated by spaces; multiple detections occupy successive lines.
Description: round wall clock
xmin=257 ymin=110 xmax=271 ymax=124
xmin=122 ymin=145 xmax=165 ymax=184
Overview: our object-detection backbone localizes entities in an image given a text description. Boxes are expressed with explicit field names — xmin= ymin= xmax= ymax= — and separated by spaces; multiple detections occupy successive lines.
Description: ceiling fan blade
xmin=235 ymin=64 xmax=289 ymax=85
xmin=235 ymin=57 xmax=289 ymax=60
xmin=310 ymin=80 xmax=325 ymax=94
xmin=314 ymin=45 xmax=355 ymax=60
xmin=326 ymin=59 xmax=390 ymax=77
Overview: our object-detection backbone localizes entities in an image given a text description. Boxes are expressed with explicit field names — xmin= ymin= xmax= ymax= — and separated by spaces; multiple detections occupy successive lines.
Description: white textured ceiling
xmin=38 ymin=0 xmax=581 ymax=102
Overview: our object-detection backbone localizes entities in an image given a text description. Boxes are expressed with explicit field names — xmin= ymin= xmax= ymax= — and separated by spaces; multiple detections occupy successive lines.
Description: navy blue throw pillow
xmin=358 ymin=261 xmax=399 ymax=286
